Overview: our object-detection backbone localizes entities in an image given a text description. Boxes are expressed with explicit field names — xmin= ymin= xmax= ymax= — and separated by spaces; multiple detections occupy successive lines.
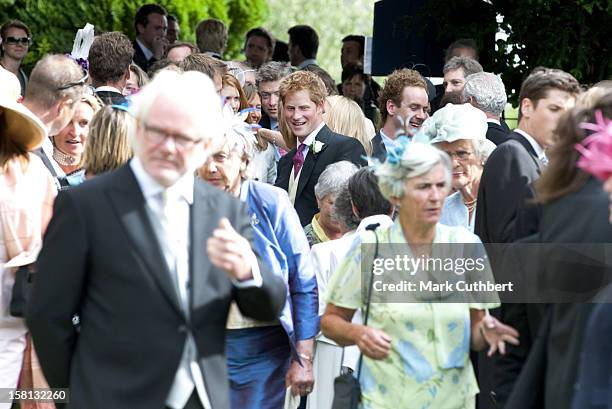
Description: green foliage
xmin=264 ymin=0 xmax=375 ymax=82
xmin=491 ymin=0 xmax=612 ymax=102
xmin=0 ymin=0 xmax=268 ymax=71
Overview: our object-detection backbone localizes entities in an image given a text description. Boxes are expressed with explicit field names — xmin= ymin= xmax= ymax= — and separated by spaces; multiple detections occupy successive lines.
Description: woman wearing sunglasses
xmin=0 ymin=20 xmax=31 ymax=96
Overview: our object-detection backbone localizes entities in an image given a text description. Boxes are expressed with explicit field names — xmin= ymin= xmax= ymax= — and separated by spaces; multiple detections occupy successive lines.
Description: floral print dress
xmin=325 ymin=221 xmax=499 ymax=409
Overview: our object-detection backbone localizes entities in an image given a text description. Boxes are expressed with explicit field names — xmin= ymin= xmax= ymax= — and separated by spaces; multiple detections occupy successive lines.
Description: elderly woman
xmin=198 ymin=122 xmax=319 ymax=408
xmin=308 ymin=167 xmax=394 ymax=409
xmin=417 ymin=103 xmax=496 ymax=231
xmin=51 ymin=94 xmax=100 ymax=186
xmin=82 ymin=105 xmax=134 ymax=178
xmin=0 ymin=75 xmax=55 ymax=407
xmin=303 ymin=161 xmax=358 ymax=246
xmin=321 ymin=140 xmax=519 ymax=409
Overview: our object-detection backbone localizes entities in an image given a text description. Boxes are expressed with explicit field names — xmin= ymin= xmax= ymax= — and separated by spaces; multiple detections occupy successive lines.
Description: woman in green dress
xmin=321 ymin=140 xmax=519 ymax=409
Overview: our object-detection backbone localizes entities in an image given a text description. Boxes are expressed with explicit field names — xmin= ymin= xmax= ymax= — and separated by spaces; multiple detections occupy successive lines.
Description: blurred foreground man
xmin=28 ymin=70 xmax=286 ymax=409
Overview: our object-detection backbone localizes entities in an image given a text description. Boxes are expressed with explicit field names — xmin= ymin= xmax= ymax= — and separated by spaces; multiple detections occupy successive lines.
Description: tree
xmin=0 ymin=0 xmax=268 ymax=70
xmin=263 ymin=0 xmax=375 ymax=82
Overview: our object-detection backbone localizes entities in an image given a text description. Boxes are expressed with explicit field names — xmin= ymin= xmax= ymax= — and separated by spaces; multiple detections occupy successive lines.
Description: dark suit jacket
xmin=475 ymin=131 xmax=543 ymax=244
xmin=371 ymin=131 xmax=386 ymax=163
xmin=27 ymin=164 xmax=286 ymax=409
xmin=275 ymin=124 xmax=367 ymax=226
xmin=95 ymin=90 xmax=128 ymax=106
xmin=132 ymin=40 xmax=156 ymax=73
xmin=487 ymin=121 xmax=510 ymax=146
xmin=259 ymin=111 xmax=272 ymax=130
xmin=505 ymin=177 xmax=612 ymax=409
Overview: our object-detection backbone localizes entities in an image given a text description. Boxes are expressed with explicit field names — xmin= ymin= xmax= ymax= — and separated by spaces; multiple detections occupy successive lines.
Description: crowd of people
xmin=0 ymin=3 xmax=611 ymax=409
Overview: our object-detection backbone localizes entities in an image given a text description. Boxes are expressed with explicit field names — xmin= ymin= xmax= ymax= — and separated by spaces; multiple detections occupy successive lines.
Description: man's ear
xmin=57 ymin=98 xmax=74 ymax=117
xmin=520 ymin=98 xmax=534 ymax=119
xmin=386 ymin=99 xmax=396 ymax=117
xmin=136 ymin=23 xmax=145 ymax=36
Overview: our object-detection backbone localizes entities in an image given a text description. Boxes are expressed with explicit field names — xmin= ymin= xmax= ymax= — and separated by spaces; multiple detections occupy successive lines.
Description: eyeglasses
xmin=5 ymin=36 xmax=31 ymax=46
xmin=444 ymin=150 xmax=474 ymax=161
xmin=141 ymin=123 xmax=202 ymax=149
xmin=57 ymin=71 xmax=89 ymax=90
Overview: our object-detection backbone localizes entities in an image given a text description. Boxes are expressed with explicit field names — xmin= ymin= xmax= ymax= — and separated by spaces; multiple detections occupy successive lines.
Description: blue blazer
xmin=242 ymin=180 xmax=320 ymax=355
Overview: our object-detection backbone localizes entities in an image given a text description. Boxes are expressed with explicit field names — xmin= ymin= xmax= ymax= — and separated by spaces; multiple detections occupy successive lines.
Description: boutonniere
xmin=310 ymin=140 xmax=326 ymax=156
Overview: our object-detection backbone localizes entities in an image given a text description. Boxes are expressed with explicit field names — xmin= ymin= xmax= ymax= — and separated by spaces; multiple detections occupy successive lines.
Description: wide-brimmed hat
xmin=417 ymin=103 xmax=488 ymax=144
xmin=0 ymin=68 xmax=47 ymax=151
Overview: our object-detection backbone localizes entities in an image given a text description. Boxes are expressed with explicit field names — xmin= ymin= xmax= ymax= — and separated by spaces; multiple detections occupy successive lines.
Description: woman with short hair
xmin=322 ymin=140 xmax=518 ymax=409
xmin=51 ymin=94 xmax=101 ymax=186
xmin=198 ymin=121 xmax=319 ymax=409
xmin=303 ymin=161 xmax=358 ymax=246
xmin=417 ymin=103 xmax=496 ymax=231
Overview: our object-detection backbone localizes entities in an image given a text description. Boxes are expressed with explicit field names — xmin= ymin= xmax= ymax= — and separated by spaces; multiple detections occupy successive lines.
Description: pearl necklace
xmin=52 ymin=148 xmax=79 ymax=166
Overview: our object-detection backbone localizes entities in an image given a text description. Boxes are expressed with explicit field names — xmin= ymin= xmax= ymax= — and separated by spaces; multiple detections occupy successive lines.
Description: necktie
xmin=292 ymin=143 xmax=307 ymax=176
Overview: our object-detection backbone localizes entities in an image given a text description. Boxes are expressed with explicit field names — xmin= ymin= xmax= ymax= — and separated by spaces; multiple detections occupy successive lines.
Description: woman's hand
xmin=355 ymin=326 xmax=392 ymax=360
xmin=480 ymin=314 xmax=520 ymax=356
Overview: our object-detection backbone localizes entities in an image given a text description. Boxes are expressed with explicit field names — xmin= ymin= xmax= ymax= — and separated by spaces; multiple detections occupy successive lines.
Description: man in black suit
xmin=27 ymin=70 xmax=286 ymax=409
xmin=132 ymin=4 xmax=169 ymax=73
xmin=274 ymin=70 xmax=367 ymax=226
xmin=463 ymin=71 xmax=510 ymax=145
xmin=474 ymin=67 xmax=580 ymax=408
xmin=287 ymin=25 xmax=319 ymax=70
xmin=88 ymin=32 xmax=133 ymax=105
xmin=371 ymin=68 xmax=429 ymax=162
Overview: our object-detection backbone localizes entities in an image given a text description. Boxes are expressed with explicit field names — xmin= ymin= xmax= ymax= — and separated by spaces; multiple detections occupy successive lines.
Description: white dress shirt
xmin=136 ymin=38 xmax=154 ymax=62
xmin=514 ymin=128 xmax=547 ymax=164
xmin=130 ymin=158 xmax=213 ymax=409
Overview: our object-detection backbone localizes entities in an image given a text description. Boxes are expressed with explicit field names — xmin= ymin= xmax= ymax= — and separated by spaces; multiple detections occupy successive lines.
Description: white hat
xmin=0 ymin=68 xmax=47 ymax=151
xmin=417 ymin=103 xmax=488 ymax=144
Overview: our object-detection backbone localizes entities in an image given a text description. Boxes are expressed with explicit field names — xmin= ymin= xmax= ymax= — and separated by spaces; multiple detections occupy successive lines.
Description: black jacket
xmin=275 ymin=124 xmax=367 ymax=226
xmin=27 ymin=164 xmax=286 ymax=409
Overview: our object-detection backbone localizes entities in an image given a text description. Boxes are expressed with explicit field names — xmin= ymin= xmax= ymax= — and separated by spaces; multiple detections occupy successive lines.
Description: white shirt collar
xmin=486 ymin=118 xmax=501 ymax=125
xmin=129 ymin=157 xmax=194 ymax=205
xmin=136 ymin=38 xmax=154 ymax=61
xmin=95 ymin=85 xmax=123 ymax=94
xmin=514 ymin=129 xmax=546 ymax=160
xmin=297 ymin=121 xmax=325 ymax=150
xmin=298 ymin=59 xmax=317 ymax=69
xmin=379 ymin=129 xmax=399 ymax=152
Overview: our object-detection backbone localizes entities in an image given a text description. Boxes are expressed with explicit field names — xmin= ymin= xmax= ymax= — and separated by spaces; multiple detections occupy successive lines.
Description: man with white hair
xmin=28 ymin=70 xmax=286 ymax=409
xmin=463 ymin=72 xmax=510 ymax=145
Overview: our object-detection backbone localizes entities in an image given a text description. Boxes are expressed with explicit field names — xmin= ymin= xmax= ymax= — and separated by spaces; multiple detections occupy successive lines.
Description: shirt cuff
xmin=232 ymin=253 xmax=263 ymax=288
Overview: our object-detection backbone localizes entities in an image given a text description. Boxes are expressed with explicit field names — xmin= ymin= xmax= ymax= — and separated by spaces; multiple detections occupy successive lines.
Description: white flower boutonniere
xmin=310 ymin=140 xmax=325 ymax=155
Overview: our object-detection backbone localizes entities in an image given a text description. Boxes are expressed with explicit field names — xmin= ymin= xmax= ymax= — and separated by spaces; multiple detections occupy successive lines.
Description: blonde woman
xmin=82 ymin=105 xmax=134 ymax=178
xmin=323 ymin=95 xmax=373 ymax=156
xmin=124 ymin=63 xmax=149 ymax=96
xmin=51 ymin=94 xmax=101 ymax=186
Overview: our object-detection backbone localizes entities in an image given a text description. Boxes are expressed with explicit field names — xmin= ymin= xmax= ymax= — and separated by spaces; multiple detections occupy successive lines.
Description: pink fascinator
xmin=575 ymin=110 xmax=612 ymax=180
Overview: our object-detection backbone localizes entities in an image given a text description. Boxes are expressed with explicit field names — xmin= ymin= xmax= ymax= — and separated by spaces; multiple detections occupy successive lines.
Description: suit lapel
xmin=190 ymin=180 xmax=215 ymax=311
xmin=510 ymin=131 xmax=543 ymax=173
xmin=296 ymin=125 xmax=331 ymax=199
xmin=276 ymin=149 xmax=296 ymax=191
xmin=107 ymin=166 xmax=184 ymax=318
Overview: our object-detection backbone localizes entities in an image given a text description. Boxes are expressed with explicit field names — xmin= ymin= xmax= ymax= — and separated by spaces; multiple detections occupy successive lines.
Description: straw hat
xmin=0 ymin=67 xmax=47 ymax=151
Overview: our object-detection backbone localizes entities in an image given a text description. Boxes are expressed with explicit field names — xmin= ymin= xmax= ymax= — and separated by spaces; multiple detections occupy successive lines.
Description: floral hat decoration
xmin=575 ymin=110 xmax=612 ymax=180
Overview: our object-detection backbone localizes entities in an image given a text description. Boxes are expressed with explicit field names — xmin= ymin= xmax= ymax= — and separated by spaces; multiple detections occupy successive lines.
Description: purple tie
xmin=293 ymin=143 xmax=307 ymax=175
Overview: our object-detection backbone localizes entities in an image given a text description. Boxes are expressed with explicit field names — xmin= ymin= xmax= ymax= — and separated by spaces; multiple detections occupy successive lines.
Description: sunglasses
xmin=57 ymin=71 xmax=89 ymax=90
xmin=5 ymin=36 xmax=31 ymax=46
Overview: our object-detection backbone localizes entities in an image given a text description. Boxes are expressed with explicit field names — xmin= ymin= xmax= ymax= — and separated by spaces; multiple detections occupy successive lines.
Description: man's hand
xmin=285 ymin=359 xmax=314 ymax=396
xmin=152 ymin=35 xmax=169 ymax=59
xmin=355 ymin=326 xmax=392 ymax=360
xmin=207 ymin=218 xmax=255 ymax=281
